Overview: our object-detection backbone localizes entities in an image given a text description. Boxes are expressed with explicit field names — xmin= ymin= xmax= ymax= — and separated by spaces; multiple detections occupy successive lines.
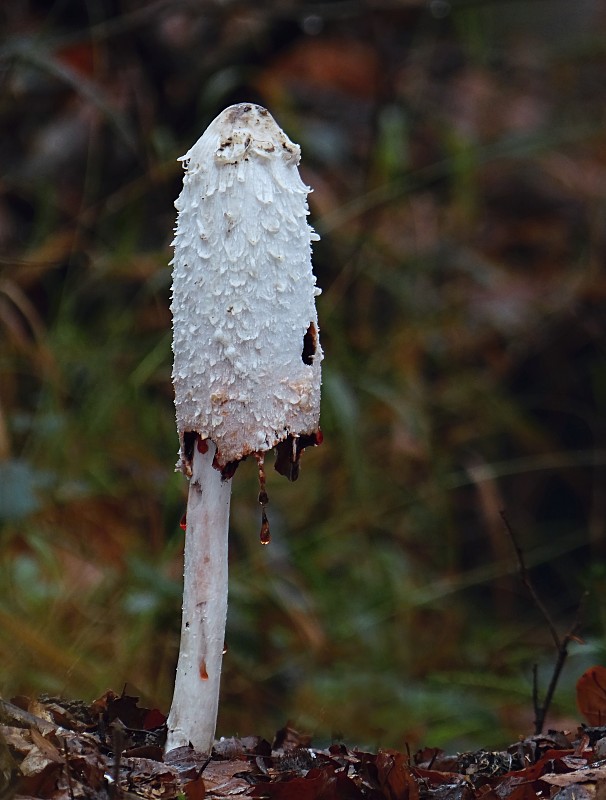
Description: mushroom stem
xmin=165 ymin=440 xmax=232 ymax=753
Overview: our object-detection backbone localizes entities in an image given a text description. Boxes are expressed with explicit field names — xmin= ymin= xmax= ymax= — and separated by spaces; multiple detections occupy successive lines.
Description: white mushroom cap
xmin=171 ymin=103 xmax=323 ymax=477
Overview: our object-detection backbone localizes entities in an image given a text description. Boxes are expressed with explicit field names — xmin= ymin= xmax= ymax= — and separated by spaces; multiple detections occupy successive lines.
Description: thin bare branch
xmin=500 ymin=510 xmax=561 ymax=649
xmin=501 ymin=510 xmax=587 ymax=734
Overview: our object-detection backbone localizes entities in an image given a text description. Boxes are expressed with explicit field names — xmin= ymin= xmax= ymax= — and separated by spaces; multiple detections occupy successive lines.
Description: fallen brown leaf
xmin=577 ymin=667 xmax=606 ymax=726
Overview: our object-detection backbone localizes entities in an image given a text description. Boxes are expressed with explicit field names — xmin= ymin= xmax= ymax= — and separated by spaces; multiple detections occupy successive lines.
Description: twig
xmin=532 ymin=664 xmax=539 ymax=724
xmin=63 ymin=739 xmax=75 ymax=800
xmin=501 ymin=510 xmax=586 ymax=734
xmin=501 ymin=511 xmax=561 ymax=649
xmin=110 ymin=724 xmax=124 ymax=799
xmin=535 ymin=595 xmax=586 ymax=734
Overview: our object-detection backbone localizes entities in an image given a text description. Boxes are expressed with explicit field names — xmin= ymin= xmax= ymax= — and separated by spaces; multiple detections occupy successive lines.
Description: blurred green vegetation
xmin=1 ymin=0 xmax=606 ymax=751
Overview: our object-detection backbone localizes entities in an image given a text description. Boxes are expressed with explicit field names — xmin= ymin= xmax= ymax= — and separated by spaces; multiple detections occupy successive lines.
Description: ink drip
xmin=256 ymin=453 xmax=271 ymax=544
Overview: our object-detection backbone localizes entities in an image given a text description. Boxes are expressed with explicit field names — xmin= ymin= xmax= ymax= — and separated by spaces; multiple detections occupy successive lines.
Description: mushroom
xmin=165 ymin=103 xmax=323 ymax=754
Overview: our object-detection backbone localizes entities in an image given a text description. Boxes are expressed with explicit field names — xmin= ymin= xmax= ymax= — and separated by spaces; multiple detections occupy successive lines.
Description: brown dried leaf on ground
xmin=577 ymin=666 xmax=606 ymax=727
xmin=120 ymin=756 xmax=181 ymax=799
xmin=251 ymin=763 xmax=364 ymax=800
xmin=376 ymin=751 xmax=419 ymax=800
xmin=541 ymin=764 xmax=606 ymax=788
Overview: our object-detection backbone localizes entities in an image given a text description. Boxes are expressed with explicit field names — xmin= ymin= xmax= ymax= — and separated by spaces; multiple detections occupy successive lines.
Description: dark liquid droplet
xmin=179 ymin=513 xmax=187 ymax=531
xmin=260 ymin=510 xmax=271 ymax=545
xmin=199 ymin=659 xmax=209 ymax=680
xmin=256 ymin=451 xmax=270 ymax=544
xmin=256 ymin=454 xmax=269 ymax=503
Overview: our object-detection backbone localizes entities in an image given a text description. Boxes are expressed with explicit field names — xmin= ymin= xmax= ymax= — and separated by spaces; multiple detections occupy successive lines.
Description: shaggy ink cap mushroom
xmin=171 ymin=103 xmax=323 ymax=480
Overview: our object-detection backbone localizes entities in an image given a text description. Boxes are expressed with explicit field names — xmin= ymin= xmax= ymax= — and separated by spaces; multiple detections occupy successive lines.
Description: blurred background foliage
xmin=1 ymin=0 xmax=606 ymax=751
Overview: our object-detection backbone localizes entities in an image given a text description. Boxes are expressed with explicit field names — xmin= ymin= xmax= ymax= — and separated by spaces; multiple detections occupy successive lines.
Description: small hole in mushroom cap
xmin=302 ymin=322 xmax=317 ymax=365
xmin=183 ymin=431 xmax=198 ymax=465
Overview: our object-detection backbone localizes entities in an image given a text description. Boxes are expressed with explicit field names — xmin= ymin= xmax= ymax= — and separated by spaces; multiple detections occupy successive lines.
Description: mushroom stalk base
xmin=165 ymin=441 xmax=232 ymax=753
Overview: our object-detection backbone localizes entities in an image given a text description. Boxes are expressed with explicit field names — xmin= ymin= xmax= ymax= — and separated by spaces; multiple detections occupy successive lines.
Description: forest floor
xmin=2 ymin=690 xmax=605 ymax=800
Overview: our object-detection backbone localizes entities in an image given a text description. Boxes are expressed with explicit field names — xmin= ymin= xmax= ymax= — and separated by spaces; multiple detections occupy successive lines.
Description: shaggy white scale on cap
xmin=171 ymin=103 xmax=323 ymax=473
